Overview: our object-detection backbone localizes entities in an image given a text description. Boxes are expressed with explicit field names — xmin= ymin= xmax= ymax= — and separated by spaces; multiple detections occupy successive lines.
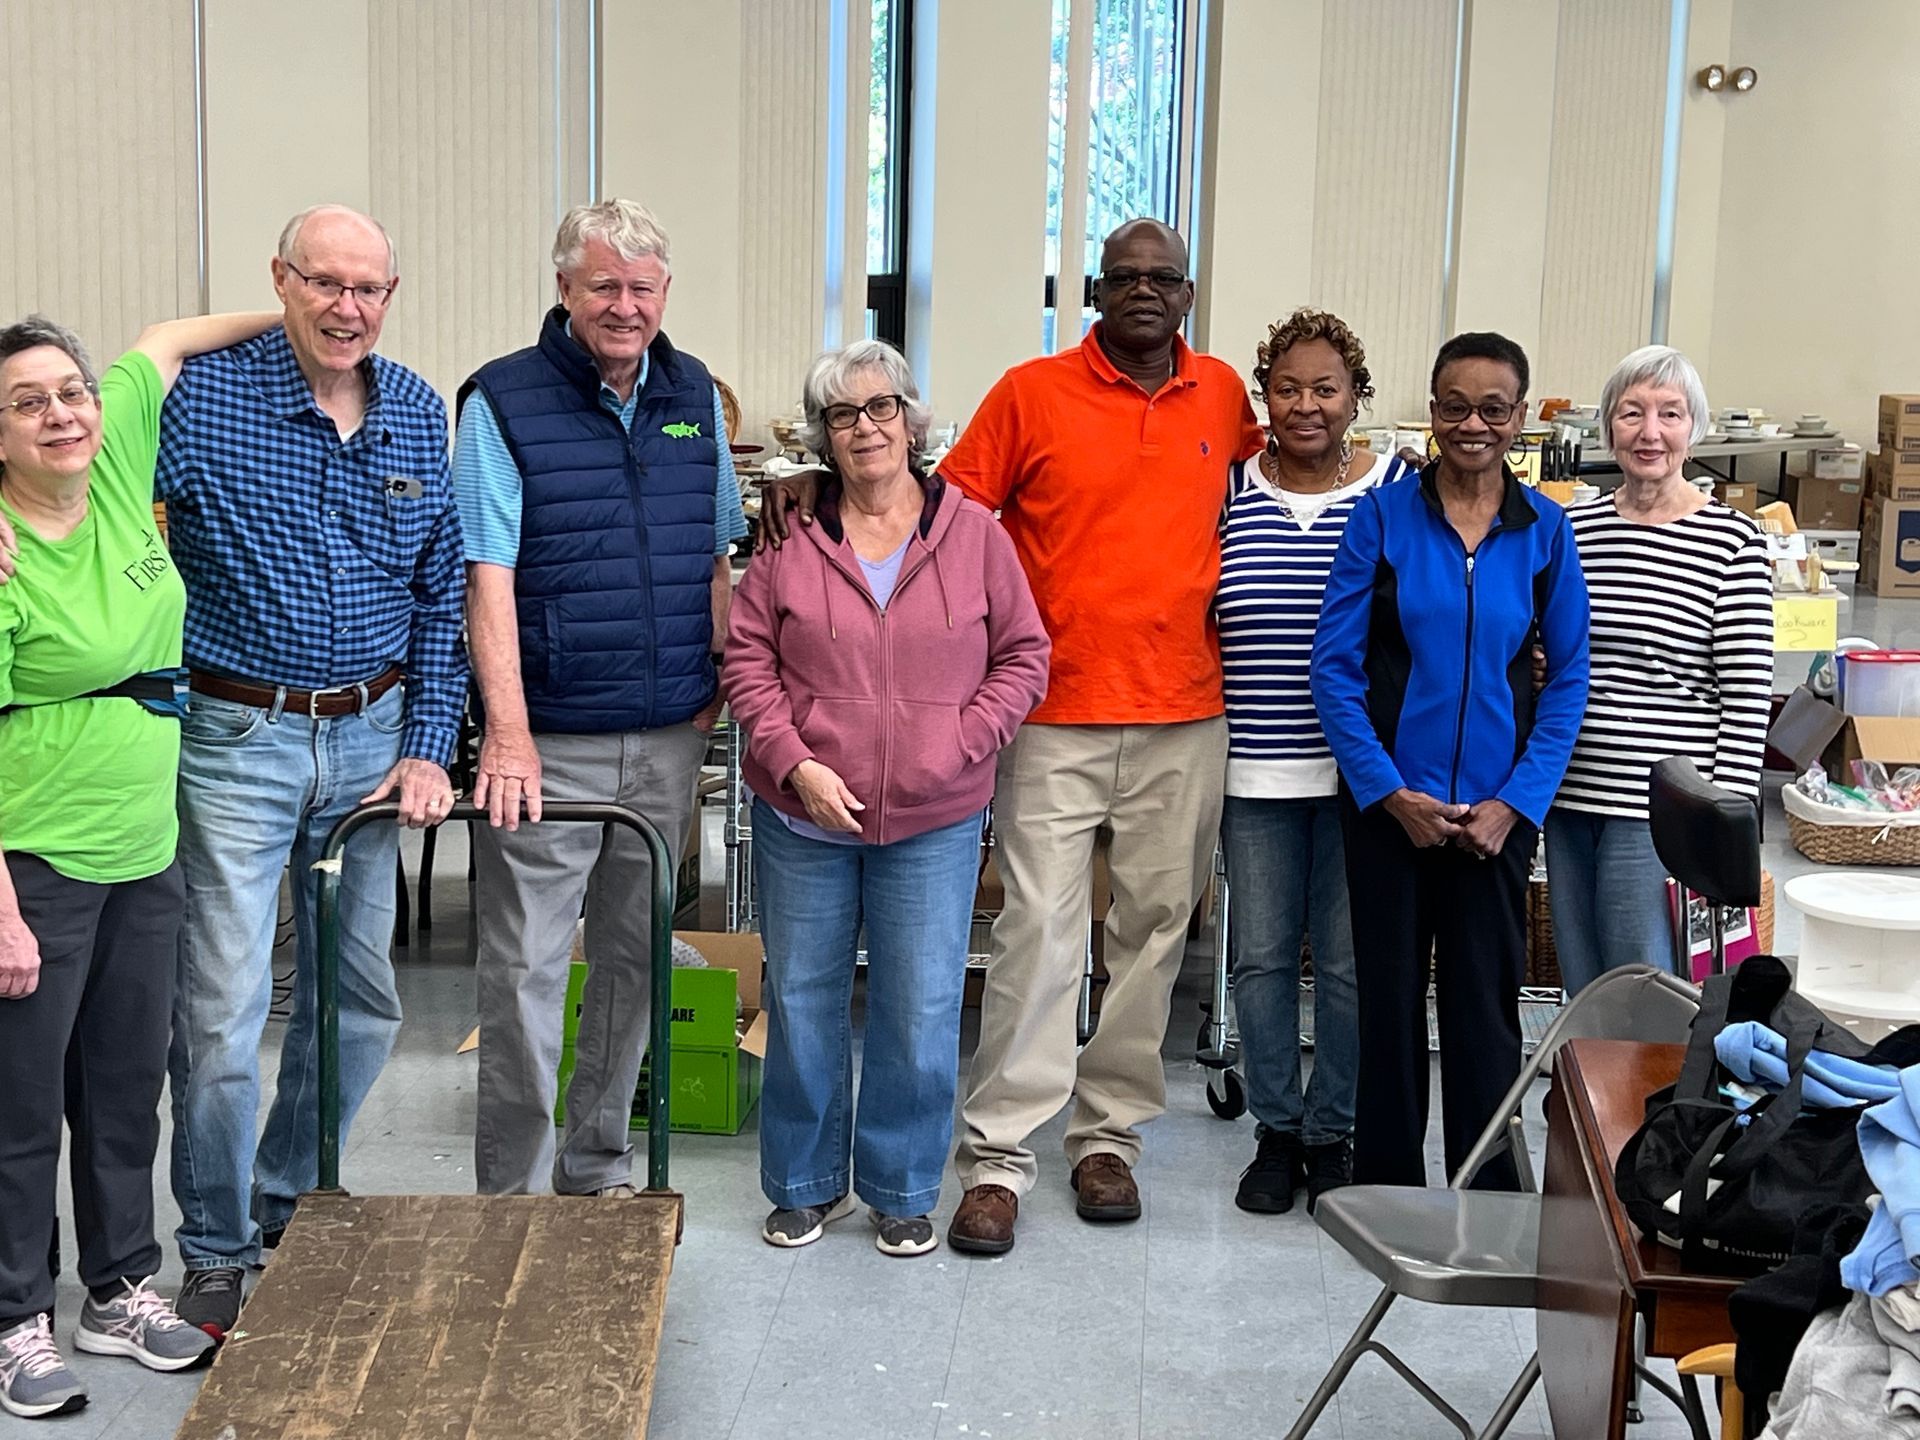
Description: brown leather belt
xmin=189 ymin=665 xmax=402 ymax=718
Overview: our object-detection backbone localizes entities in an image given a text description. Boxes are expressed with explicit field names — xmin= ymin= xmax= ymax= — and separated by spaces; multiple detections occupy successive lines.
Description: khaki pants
xmin=955 ymin=717 xmax=1226 ymax=1196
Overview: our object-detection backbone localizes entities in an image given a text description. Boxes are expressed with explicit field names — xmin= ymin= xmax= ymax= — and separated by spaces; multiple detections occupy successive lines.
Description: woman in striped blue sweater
xmin=1217 ymin=309 xmax=1413 ymax=1214
xmin=1548 ymin=345 xmax=1773 ymax=991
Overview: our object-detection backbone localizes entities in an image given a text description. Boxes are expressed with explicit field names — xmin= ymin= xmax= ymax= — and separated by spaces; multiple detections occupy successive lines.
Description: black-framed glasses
xmin=285 ymin=261 xmax=396 ymax=309
xmin=3 ymin=379 xmax=99 ymax=420
xmin=822 ymin=394 xmax=904 ymax=430
xmin=1433 ymin=398 xmax=1520 ymax=426
xmin=1097 ymin=268 xmax=1189 ymax=295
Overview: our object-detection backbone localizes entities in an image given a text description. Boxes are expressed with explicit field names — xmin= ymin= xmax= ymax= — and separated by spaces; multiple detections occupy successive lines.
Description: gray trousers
xmin=0 ymin=855 xmax=181 ymax=1323
xmin=472 ymin=724 xmax=706 ymax=1195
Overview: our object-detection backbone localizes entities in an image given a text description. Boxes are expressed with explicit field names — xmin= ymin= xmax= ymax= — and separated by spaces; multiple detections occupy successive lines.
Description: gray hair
xmin=0 ymin=315 xmax=97 ymax=475
xmin=553 ymin=199 xmax=672 ymax=276
xmin=278 ymin=205 xmax=398 ymax=275
xmin=1600 ymin=344 xmax=1710 ymax=447
xmin=799 ymin=340 xmax=934 ymax=467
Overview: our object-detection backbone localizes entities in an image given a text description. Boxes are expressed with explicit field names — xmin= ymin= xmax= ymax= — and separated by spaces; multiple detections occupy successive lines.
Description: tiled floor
xmin=14 ymin=592 xmax=1916 ymax=1438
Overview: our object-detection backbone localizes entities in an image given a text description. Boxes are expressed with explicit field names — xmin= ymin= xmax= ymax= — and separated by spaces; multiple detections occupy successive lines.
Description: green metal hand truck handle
xmin=312 ymin=800 xmax=676 ymax=1194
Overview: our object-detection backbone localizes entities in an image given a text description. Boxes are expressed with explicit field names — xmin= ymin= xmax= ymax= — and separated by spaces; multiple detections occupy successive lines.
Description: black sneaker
xmin=1234 ymin=1131 xmax=1305 ymax=1214
xmin=175 ymin=1266 xmax=245 ymax=1341
xmin=1304 ymin=1137 xmax=1354 ymax=1214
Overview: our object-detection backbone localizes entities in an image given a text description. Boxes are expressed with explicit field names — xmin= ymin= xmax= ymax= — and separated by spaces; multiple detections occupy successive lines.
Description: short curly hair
xmin=1251 ymin=307 xmax=1374 ymax=411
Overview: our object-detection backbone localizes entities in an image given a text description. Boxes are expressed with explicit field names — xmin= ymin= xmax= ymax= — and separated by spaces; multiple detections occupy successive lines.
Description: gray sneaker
xmin=871 ymin=1211 xmax=938 ymax=1258
xmin=595 ymin=1183 xmax=642 ymax=1199
xmin=0 ymin=1315 xmax=87 ymax=1418
xmin=762 ymin=1193 xmax=856 ymax=1248
xmin=75 ymin=1279 xmax=217 ymax=1373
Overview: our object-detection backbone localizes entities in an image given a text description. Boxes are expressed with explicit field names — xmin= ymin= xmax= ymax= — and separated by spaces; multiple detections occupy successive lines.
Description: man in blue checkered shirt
xmin=454 ymin=199 xmax=745 ymax=1198
xmin=160 ymin=205 xmax=467 ymax=1339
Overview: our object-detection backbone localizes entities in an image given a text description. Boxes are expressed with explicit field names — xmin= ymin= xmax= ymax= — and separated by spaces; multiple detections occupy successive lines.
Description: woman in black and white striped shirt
xmin=1547 ymin=345 xmax=1773 ymax=992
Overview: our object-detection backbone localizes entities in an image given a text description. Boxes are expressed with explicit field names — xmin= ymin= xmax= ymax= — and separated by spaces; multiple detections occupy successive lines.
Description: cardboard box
xmin=555 ymin=930 xmax=766 ymax=1135
xmin=1868 ymin=448 xmax=1920 ymax=501
xmin=1862 ymin=497 xmax=1920 ymax=598
xmin=1782 ymin=473 xmax=1864 ymax=531
xmin=1714 ymin=482 xmax=1757 ymax=515
xmin=1767 ymin=687 xmax=1920 ymax=777
xmin=1811 ymin=445 xmax=1866 ymax=480
xmin=1880 ymin=393 xmax=1920 ymax=449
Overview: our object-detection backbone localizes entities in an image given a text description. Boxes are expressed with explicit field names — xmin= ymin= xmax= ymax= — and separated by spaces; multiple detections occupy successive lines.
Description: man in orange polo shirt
xmin=938 ymin=219 xmax=1261 ymax=1252
xmin=757 ymin=219 xmax=1259 ymax=1251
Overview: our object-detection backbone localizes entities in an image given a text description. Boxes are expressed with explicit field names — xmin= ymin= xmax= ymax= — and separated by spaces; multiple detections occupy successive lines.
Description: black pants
xmin=0 ymin=855 xmax=181 ymax=1323
xmin=1338 ymin=791 xmax=1534 ymax=1190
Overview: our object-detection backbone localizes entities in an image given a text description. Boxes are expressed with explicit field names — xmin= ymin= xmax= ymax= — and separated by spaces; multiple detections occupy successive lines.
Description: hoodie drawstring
xmin=932 ymin=544 xmax=953 ymax=628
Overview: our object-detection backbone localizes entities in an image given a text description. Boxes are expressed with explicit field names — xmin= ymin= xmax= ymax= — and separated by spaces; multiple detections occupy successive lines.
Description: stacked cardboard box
xmin=1863 ymin=395 xmax=1920 ymax=596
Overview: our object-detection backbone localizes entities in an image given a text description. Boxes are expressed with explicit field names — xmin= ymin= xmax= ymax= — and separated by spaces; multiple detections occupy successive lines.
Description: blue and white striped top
xmin=1217 ymin=448 xmax=1409 ymax=798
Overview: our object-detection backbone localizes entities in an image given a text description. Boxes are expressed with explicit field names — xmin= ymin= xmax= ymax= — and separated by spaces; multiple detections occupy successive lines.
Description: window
xmin=1043 ymin=0 xmax=1194 ymax=352
xmin=865 ymin=0 xmax=913 ymax=347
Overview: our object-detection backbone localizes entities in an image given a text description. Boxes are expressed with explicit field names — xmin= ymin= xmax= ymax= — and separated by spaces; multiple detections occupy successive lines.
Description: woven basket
xmin=1783 ymin=783 xmax=1920 ymax=866
xmin=1525 ymin=880 xmax=1560 ymax=989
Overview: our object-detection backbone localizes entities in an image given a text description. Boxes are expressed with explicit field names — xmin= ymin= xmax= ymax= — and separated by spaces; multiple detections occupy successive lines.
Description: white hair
xmin=552 ymin=199 xmax=673 ymax=276
xmin=1600 ymin=344 xmax=1710 ymax=447
xmin=277 ymin=205 xmax=397 ymax=275
xmin=799 ymin=340 xmax=934 ymax=468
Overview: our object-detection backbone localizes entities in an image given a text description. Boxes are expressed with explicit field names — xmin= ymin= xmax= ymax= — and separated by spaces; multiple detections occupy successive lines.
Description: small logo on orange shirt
xmin=1200 ymin=441 xmax=1210 ymax=456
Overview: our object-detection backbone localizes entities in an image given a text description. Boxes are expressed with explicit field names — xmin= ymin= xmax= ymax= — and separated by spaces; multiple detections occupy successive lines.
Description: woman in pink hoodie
xmin=725 ymin=340 xmax=1050 ymax=1258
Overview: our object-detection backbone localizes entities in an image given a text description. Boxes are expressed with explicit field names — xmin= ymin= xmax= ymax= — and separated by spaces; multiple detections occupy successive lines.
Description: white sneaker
xmin=762 ymin=1194 xmax=857 ymax=1248
xmin=74 ymin=1279 xmax=216 ymax=1372
xmin=871 ymin=1210 xmax=939 ymax=1257
xmin=0 ymin=1315 xmax=87 ymax=1418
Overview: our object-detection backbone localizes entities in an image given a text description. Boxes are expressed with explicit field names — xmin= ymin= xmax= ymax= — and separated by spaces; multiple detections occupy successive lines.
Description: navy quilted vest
xmin=462 ymin=308 xmax=718 ymax=732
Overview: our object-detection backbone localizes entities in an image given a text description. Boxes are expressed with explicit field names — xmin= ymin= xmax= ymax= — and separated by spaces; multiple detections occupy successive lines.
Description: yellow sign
xmin=1773 ymin=596 xmax=1838 ymax=653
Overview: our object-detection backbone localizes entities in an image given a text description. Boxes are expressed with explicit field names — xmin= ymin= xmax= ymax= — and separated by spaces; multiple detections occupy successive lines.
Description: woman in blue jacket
xmin=1310 ymin=332 xmax=1589 ymax=1190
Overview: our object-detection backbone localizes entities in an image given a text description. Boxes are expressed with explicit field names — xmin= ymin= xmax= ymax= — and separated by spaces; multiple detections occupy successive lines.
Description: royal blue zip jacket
xmin=1310 ymin=463 xmax=1590 ymax=826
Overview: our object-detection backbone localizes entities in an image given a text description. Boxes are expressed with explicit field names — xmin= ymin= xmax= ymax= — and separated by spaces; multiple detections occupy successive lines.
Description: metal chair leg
xmin=393 ymin=852 xmax=410 ymax=949
xmin=1285 ymin=1287 xmax=1398 ymax=1439
xmin=1481 ymin=1351 xmax=1541 ymax=1440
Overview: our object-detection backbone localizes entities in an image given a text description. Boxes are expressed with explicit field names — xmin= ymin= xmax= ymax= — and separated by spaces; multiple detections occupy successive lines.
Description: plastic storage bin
xmin=1838 ymin=649 xmax=1920 ymax=717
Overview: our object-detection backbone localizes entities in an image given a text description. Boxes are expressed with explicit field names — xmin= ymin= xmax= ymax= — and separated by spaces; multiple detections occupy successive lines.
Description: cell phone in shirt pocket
xmin=350 ymin=475 xmax=432 ymax=576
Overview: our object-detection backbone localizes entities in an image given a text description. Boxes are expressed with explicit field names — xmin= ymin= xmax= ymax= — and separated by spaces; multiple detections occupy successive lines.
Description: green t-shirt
xmin=0 ymin=352 xmax=183 ymax=882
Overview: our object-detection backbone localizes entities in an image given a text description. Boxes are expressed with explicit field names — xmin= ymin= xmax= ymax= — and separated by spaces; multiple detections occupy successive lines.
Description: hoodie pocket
xmin=889 ymin=699 xmax=966 ymax=808
xmin=794 ymin=696 xmax=881 ymax=811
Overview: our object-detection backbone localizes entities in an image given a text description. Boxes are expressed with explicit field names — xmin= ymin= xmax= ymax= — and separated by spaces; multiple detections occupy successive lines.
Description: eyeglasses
xmin=284 ymin=261 xmax=396 ymax=309
xmin=1097 ymin=268 xmax=1189 ymax=294
xmin=1432 ymin=398 xmax=1520 ymax=426
xmin=3 ymin=380 xmax=99 ymax=420
xmin=821 ymin=394 xmax=904 ymax=430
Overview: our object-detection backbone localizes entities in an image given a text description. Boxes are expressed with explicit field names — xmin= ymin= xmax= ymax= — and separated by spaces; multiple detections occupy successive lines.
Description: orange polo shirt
xmin=939 ymin=328 xmax=1264 ymax=725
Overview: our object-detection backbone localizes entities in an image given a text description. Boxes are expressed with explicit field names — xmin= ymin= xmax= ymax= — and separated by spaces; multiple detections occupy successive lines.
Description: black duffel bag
xmin=1612 ymin=956 xmax=1900 ymax=1277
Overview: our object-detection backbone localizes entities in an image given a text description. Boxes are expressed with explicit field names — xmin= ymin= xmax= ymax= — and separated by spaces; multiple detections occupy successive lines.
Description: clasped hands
xmin=1382 ymin=788 xmax=1518 ymax=860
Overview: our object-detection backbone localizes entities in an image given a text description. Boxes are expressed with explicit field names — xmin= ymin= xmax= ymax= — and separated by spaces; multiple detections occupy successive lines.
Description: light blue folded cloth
xmin=1714 ymin=1021 xmax=1900 ymax=1110
xmin=1843 ymin=1068 xmax=1920 ymax=1296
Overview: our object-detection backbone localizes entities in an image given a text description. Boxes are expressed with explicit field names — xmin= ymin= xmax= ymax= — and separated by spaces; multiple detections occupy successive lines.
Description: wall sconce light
xmin=1697 ymin=64 xmax=1758 ymax=94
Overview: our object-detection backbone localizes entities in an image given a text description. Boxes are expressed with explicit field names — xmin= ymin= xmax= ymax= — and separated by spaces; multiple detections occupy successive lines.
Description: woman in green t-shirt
xmin=0 ymin=309 xmax=277 ymax=1418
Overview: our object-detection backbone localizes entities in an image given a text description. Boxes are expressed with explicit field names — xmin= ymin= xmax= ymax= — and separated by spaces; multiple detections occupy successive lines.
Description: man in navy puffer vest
xmin=452 ymin=200 xmax=747 ymax=1195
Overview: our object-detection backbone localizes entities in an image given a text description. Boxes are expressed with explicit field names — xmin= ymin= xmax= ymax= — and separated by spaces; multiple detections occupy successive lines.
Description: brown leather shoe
xmin=1071 ymin=1154 xmax=1141 ymax=1222
xmin=947 ymin=1184 xmax=1019 ymax=1255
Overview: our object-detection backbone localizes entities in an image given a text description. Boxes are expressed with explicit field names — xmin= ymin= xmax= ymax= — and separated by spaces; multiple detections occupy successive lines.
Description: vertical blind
xmin=1 ymin=0 xmax=202 ymax=360
xmin=367 ymin=0 xmax=594 ymax=401
xmin=1308 ymin=0 xmax=1458 ymax=423
xmin=1536 ymin=0 xmax=1669 ymax=401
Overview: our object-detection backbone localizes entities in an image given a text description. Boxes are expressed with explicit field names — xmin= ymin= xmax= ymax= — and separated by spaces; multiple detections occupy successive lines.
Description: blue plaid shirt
xmin=156 ymin=327 xmax=467 ymax=767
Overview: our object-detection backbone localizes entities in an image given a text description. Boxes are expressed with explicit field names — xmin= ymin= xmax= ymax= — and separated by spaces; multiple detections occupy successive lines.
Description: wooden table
xmin=1538 ymin=1038 xmax=1742 ymax=1438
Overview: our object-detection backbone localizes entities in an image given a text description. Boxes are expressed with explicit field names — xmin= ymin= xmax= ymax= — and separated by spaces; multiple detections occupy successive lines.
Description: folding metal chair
xmin=1284 ymin=964 xmax=1702 ymax=1439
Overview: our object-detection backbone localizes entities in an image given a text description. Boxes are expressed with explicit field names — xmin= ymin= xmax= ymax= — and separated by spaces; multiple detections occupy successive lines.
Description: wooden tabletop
xmin=1559 ymin=1038 xmax=1745 ymax=1302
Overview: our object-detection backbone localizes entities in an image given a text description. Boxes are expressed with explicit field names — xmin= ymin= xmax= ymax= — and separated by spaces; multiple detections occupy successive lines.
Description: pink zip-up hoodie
xmin=724 ymin=475 xmax=1050 ymax=846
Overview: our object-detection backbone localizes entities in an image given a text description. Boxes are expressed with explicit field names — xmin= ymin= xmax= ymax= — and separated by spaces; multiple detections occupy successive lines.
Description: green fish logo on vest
xmin=661 ymin=422 xmax=702 ymax=439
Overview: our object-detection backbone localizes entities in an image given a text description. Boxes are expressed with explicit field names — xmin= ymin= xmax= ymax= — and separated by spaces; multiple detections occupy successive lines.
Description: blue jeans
xmin=168 ymin=685 xmax=405 ymax=1269
xmin=1544 ymin=807 xmax=1676 ymax=995
xmin=752 ymin=798 xmax=983 ymax=1217
xmin=1220 ymin=794 xmax=1358 ymax=1146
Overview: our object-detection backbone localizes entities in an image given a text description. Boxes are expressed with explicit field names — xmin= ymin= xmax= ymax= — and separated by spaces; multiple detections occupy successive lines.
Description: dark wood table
xmin=1538 ymin=1038 xmax=1742 ymax=1438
